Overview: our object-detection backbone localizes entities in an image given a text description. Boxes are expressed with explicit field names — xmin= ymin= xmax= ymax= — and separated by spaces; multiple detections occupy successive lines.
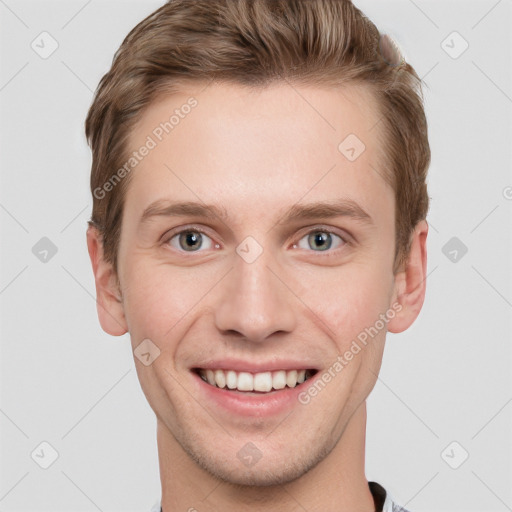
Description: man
xmin=85 ymin=1 xmax=430 ymax=510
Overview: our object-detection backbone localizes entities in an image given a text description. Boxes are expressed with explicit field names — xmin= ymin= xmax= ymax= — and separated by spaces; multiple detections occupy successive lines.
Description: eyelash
xmin=162 ymin=225 xmax=351 ymax=256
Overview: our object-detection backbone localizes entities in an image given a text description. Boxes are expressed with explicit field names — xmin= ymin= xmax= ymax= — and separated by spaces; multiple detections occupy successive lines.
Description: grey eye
xmin=169 ymin=230 xmax=214 ymax=252
xmin=297 ymin=231 xmax=344 ymax=252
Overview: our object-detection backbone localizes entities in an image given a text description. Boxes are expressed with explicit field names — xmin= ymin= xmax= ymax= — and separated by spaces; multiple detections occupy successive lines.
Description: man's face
xmin=107 ymin=82 xmax=405 ymax=485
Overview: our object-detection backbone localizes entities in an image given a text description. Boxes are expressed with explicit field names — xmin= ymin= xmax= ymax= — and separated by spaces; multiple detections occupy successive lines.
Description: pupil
xmin=309 ymin=232 xmax=331 ymax=251
xmin=180 ymin=231 xmax=201 ymax=251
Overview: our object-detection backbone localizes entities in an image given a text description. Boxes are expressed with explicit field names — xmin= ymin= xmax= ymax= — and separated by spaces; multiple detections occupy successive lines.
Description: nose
xmin=214 ymin=249 xmax=297 ymax=343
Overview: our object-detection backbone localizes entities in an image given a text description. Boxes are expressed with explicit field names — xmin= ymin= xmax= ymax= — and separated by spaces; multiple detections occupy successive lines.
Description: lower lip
xmin=192 ymin=371 xmax=318 ymax=418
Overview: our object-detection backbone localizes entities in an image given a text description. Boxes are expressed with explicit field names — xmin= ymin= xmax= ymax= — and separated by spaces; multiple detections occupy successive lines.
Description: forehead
xmin=123 ymin=81 xmax=392 ymax=226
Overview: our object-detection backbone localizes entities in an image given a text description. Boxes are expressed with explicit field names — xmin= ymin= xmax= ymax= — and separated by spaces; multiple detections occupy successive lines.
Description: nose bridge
xmin=213 ymin=242 xmax=297 ymax=342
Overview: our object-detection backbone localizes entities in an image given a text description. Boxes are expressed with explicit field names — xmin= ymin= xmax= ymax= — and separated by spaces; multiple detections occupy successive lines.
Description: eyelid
xmin=161 ymin=224 xmax=215 ymax=241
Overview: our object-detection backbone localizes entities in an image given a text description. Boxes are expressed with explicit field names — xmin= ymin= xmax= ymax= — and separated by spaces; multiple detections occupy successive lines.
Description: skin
xmin=87 ymin=81 xmax=428 ymax=512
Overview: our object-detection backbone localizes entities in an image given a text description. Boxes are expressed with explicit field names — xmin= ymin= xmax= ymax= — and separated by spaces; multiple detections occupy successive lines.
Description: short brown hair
xmin=85 ymin=0 xmax=430 ymax=276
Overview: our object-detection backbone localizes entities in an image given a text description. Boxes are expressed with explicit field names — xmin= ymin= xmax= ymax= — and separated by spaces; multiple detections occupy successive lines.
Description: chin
xmin=183 ymin=436 xmax=333 ymax=488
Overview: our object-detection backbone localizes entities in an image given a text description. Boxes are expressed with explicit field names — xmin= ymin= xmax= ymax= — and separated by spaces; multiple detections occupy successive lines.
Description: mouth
xmin=192 ymin=368 xmax=319 ymax=394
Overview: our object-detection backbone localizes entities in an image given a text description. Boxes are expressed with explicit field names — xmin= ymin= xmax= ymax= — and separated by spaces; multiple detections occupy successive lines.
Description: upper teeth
xmin=198 ymin=369 xmax=312 ymax=392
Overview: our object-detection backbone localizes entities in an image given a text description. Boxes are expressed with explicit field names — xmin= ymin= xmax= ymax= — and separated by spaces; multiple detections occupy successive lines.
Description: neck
xmin=158 ymin=401 xmax=374 ymax=512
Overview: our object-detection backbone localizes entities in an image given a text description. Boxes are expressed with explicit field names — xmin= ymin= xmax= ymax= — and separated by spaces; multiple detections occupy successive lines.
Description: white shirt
xmin=383 ymin=487 xmax=410 ymax=512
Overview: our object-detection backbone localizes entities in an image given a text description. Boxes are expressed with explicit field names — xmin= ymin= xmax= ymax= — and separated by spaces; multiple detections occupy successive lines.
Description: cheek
xmin=295 ymin=262 xmax=393 ymax=344
xmin=121 ymin=258 xmax=216 ymax=341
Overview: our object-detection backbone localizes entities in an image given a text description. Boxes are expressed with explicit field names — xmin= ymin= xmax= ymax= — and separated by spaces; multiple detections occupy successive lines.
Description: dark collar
xmin=369 ymin=481 xmax=387 ymax=512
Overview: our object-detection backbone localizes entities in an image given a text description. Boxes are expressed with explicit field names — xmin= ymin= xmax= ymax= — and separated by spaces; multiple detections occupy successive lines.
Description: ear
xmin=387 ymin=220 xmax=428 ymax=333
xmin=86 ymin=225 xmax=128 ymax=336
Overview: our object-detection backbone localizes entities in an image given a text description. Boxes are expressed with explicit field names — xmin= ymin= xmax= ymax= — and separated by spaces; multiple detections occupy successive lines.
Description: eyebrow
xmin=140 ymin=200 xmax=230 ymax=224
xmin=277 ymin=199 xmax=372 ymax=225
xmin=139 ymin=198 xmax=373 ymax=226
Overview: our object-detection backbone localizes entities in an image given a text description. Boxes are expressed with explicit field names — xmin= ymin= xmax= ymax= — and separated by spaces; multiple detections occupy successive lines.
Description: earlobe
xmin=86 ymin=225 xmax=128 ymax=336
xmin=387 ymin=220 xmax=429 ymax=334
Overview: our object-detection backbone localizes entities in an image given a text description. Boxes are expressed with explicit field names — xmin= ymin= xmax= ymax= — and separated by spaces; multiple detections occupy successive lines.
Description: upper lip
xmin=192 ymin=359 xmax=319 ymax=373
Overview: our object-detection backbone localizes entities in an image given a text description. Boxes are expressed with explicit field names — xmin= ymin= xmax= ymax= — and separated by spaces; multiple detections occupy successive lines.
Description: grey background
xmin=0 ymin=0 xmax=511 ymax=510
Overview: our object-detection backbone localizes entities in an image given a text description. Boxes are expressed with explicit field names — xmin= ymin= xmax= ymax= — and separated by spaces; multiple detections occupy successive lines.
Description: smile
xmin=194 ymin=368 xmax=318 ymax=393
